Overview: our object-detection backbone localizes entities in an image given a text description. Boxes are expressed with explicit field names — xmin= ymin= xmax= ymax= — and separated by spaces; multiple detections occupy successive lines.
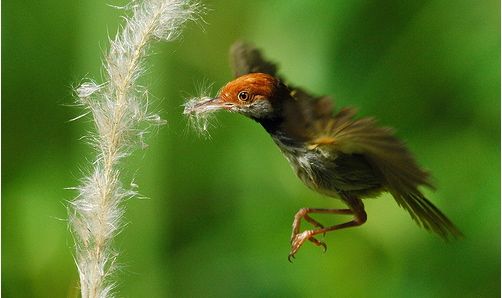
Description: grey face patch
xmin=235 ymin=100 xmax=274 ymax=119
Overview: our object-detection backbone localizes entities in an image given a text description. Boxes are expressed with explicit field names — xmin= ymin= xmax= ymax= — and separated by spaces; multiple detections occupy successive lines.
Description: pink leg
xmin=289 ymin=206 xmax=366 ymax=261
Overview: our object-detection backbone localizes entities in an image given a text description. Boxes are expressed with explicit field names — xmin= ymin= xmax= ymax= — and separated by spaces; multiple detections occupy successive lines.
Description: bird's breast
xmin=271 ymin=133 xmax=335 ymax=194
xmin=270 ymin=132 xmax=383 ymax=198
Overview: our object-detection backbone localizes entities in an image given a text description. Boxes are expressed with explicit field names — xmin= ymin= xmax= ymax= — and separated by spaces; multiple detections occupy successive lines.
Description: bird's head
xmin=185 ymin=73 xmax=289 ymax=120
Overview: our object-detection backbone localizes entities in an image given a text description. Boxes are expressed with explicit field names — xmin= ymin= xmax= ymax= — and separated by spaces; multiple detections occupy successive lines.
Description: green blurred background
xmin=3 ymin=0 xmax=500 ymax=297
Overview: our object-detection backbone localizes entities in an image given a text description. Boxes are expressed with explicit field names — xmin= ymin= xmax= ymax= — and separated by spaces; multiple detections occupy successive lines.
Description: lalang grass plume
xmin=68 ymin=1 xmax=202 ymax=296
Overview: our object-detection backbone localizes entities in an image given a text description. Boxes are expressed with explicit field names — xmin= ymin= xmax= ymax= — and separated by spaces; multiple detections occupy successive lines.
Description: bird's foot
xmin=290 ymin=209 xmax=325 ymax=242
xmin=288 ymin=230 xmax=327 ymax=262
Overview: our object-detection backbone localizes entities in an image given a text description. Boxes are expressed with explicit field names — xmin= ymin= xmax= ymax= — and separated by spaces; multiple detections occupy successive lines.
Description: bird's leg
xmin=291 ymin=208 xmax=353 ymax=238
xmin=289 ymin=205 xmax=366 ymax=261
xmin=303 ymin=213 xmax=326 ymax=230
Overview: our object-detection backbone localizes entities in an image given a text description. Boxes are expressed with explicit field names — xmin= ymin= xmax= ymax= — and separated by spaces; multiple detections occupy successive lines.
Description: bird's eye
xmin=238 ymin=91 xmax=250 ymax=102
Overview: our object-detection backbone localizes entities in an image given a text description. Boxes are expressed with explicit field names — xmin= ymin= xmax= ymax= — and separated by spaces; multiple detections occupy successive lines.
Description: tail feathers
xmin=391 ymin=190 xmax=463 ymax=240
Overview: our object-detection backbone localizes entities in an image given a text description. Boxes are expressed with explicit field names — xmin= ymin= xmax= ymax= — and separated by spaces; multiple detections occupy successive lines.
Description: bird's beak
xmin=184 ymin=96 xmax=232 ymax=115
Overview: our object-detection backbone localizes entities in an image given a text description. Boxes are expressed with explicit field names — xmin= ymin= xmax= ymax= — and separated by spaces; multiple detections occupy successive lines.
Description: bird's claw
xmin=288 ymin=231 xmax=310 ymax=261
xmin=320 ymin=241 xmax=328 ymax=252
xmin=289 ymin=230 xmax=329 ymax=261
xmin=309 ymin=236 xmax=328 ymax=252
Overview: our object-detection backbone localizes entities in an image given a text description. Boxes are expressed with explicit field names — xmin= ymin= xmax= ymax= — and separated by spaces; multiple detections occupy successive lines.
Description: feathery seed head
xmin=69 ymin=1 xmax=203 ymax=296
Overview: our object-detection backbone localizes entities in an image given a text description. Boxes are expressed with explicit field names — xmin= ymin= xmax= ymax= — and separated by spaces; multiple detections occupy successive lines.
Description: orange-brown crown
xmin=218 ymin=73 xmax=281 ymax=105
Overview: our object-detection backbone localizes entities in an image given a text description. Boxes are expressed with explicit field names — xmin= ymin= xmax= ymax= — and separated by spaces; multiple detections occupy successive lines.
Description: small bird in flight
xmin=184 ymin=42 xmax=462 ymax=261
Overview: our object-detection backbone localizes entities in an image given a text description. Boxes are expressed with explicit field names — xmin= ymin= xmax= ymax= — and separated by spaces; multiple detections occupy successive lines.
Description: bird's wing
xmin=309 ymin=113 xmax=433 ymax=190
xmin=230 ymin=41 xmax=278 ymax=78
xmin=310 ymin=113 xmax=462 ymax=239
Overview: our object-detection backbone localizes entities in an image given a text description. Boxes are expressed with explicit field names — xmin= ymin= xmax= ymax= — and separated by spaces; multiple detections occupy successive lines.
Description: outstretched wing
xmin=313 ymin=115 xmax=433 ymax=189
xmin=311 ymin=113 xmax=462 ymax=239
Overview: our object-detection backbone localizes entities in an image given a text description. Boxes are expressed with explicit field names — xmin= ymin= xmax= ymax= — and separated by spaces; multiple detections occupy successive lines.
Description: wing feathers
xmin=318 ymin=111 xmax=462 ymax=239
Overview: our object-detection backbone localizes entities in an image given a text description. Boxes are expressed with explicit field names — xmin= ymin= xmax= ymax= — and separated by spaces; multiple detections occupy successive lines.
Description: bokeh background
xmin=3 ymin=0 xmax=500 ymax=297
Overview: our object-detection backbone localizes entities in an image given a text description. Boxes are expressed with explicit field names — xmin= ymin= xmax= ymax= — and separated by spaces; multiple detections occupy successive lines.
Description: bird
xmin=184 ymin=42 xmax=462 ymax=260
